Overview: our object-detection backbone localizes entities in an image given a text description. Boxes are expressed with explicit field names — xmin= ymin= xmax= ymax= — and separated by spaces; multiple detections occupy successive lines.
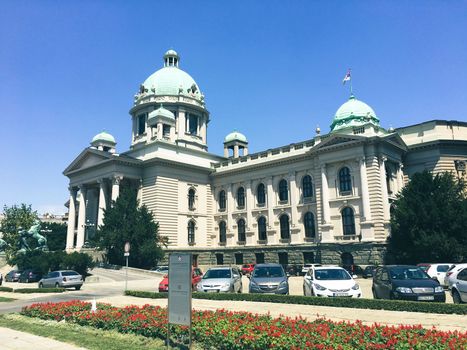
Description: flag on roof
xmin=342 ymin=69 xmax=351 ymax=85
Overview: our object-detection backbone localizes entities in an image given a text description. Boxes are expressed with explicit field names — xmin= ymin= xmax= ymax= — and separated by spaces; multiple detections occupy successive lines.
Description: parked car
xmin=303 ymin=266 xmax=362 ymax=298
xmin=285 ymin=264 xmax=302 ymax=276
xmin=19 ymin=269 xmax=42 ymax=283
xmin=151 ymin=266 xmax=169 ymax=274
xmin=372 ymin=265 xmax=445 ymax=302
xmin=197 ymin=266 xmax=242 ymax=293
xmin=38 ymin=270 xmax=83 ymax=290
xmin=301 ymin=263 xmax=322 ymax=276
xmin=241 ymin=264 xmax=255 ymax=275
xmin=5 ymin=270 xmax=23 ymax=282
xmin=444 ymin=263 xmax=467 ymax=289
xmin=342 ymin=264 xmax=364 ymax=278
xmin=416 ymin=263 xmax=453 ymax=285
xmin=451 ymin=267 xmax=467 ymax=304
xmin=362 ymin=265 xmax=377 ymax=279
xmin=0 ymin=272 xmax=2 ymax=286
xmin=158 ymin=267 xmax=203 ymax=292
xmin=248 ymin=263 xmax=289 ymax=295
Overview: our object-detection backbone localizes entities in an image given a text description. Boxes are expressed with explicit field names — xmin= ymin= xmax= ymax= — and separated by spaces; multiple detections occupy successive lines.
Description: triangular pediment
xmin=382 ymin=133 xmax=408 ymax=151
xmin=312 ymin=134 xmax=365 ymax=151
xmin=63 ymin=148 xmax=114 ymax=175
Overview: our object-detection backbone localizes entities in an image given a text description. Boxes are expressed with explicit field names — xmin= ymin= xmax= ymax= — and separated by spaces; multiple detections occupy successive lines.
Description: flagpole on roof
xmin=350 ymin=69 xmax=353 ymax=96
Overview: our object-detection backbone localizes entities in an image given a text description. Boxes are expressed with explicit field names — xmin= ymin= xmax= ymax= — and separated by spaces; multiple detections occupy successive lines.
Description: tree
xmin=387 ymin=171 xmax=467 ymax=264
xmin=0 ymin=204 xmax=38 ymax=261
xmin=92 ymin=188 xmax=164 ymax=268
xmin=42 ymin=222 xmax=67 ymax=251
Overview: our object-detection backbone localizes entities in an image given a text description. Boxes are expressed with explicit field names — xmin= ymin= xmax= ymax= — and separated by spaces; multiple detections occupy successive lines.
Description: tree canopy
xmin=91 ymin=188 xmax=164 ymax=268
xmin=387 ymin=171 xmax=467 ymax=264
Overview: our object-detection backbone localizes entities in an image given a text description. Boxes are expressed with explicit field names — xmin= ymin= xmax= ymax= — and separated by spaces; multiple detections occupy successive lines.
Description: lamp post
xmin=124 ymin=242 xmax=130 ymax=291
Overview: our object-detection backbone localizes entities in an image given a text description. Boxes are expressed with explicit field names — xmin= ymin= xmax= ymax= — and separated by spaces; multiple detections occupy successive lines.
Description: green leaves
xmin=388 ymin=171 xmax=467 ymax=264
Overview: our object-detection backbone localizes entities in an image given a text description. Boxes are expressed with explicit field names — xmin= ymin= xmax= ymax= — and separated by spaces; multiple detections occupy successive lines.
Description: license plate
xmin=207 ymin=289 xmax=218 ymax=293
xmin=418 ymin=296 xmax=434 ymax=301
xmin=333 ymin=293 xmax=348 ymax=297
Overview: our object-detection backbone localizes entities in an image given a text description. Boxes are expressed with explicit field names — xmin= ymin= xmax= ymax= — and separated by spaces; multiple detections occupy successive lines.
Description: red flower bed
xmin=22 ymin=300 xmax=466 ymax=349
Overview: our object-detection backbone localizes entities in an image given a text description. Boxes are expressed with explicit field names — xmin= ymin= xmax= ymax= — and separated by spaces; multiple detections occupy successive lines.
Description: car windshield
xmin=390 ymin=267 xmax=429 ymax=280
xmin=242 ymin=265 xmax=251 ymax=268
xmin=62 ymin=271 xmax=79 ymax=276
xmin=315 ymin=269 xmax=351 ymax=280
xmin=203 ymin=269 xmax=231 ymax=279
xmin=252 ymin=266 xmax=284 ymax=278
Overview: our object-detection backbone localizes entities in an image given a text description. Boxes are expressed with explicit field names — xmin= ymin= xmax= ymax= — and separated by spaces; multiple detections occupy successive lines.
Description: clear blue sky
xmin=1 ymin=1 xmax=466 ymax=215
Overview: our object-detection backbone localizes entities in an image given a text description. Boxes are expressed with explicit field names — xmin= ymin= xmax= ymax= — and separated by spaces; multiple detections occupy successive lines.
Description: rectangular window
xmin=235 ymin=253 xmax=243 ymax=265
xmin=188 ymin=114 xmax=198 ymax=135
xmin=303 ymin=252 xmax=315 ymax=264
xmin=255 ymin=253 xmax=265 ymax=264
xmin=278 ymin=252 xmax=288 ymax=267
xmin=137 ymin=114 xmax=146 ymax=135
xmin=216 ymin=253 xmax=224 ymax=265
xmin=163 ymin=124 xmax=170 ymax=138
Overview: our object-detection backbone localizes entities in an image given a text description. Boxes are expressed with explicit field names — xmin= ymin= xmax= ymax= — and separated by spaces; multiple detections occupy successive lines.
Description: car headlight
xmin=351 ymin=283 xmax=360 ymax=290
xmin=395 ymin=287 xmax=412 ymax=294
xmin=197 ymin=284 xmax=203 ymax=291
xmin=279 ymin=280 xmax=288 ymax=288
xmin=313 ymin=283 xmax=326 ymax=291
xmin=435 ymin=286 xmax=444 ymax=293
xmin=222 ymin=282 xmax=231 ymax=288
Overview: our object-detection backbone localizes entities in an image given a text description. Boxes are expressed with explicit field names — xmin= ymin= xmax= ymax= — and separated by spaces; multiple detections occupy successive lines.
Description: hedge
xmin=13 ymin=288 xmax=66 ymax=294
xmin=124 ymin=290 xmax=467 ymax=315
xmin=0 ymin=286 xmax=14 ymax=292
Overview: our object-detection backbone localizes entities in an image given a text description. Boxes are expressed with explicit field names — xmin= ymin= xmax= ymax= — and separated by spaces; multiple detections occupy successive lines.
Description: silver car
xmin=196 ymin=266 xmax=242 ymax=293
xmin=249 ymin=263 xmax=289 ymax=294
xmin=38 ymin=270 xmax=83 ymax=290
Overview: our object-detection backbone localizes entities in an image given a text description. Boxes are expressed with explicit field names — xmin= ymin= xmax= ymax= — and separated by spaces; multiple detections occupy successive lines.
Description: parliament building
xmin=64 ymin=50 xmax=467 ymax=267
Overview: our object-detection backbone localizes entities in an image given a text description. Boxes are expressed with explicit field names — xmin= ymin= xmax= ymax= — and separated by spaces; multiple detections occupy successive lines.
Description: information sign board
xmin=168 ymin=253 xmax=192 ymax=326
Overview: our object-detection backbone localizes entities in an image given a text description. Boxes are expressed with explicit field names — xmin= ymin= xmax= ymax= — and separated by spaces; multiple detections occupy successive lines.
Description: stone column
xmin=224 ymin=147 xmax=229 ymax=157
xmin=359 ymin=157 xmax=371 ymax=222
xmin=266 ymin=178 xmax=274 ymax=228
xmin=396 ymin=163 xmax=404 ymax=193
xmin=97 ymin=179 xmax=107 ymax=228
xmin=320 ymin=165 xmax=330 ymax=224
xmin=233 ymin=145 xmax=239 ymax=158
xmin=76 ymin=185 xmax=87 ymax=250
xmin=379 ymin=157 xmax=390 ymax=221
xmin=66 ymin=187 xmax=77 ymax=251
xmin=111 ymin=176 xmax=122 ymax=203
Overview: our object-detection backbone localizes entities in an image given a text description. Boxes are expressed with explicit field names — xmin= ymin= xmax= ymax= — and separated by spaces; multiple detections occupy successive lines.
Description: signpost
xmin=124 ymin=242 xmax=130 ymax=291
xmin=167 ymin=253 xmax=192 ymax=349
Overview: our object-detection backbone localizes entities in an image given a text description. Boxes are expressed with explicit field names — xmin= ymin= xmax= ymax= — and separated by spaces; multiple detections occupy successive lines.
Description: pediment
xmin=313 ymin=134 xmax=364 ymax=150
xmin=382 ymin=133 xmax=408 ymax=150
xmin=63 ymin=148 xmax=113 ymax=175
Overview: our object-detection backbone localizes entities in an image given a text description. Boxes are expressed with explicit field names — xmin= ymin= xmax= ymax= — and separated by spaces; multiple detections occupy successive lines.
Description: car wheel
xmin=75 ymin=286 xmax=81 ymax=290
xmin=303 ymin=285 xmax=306 ymax=296
xmin=372 ymin=288 xmax=378 ymax=299
xmin=55 ymin=282 xmax=59 ymax=288
xmin=452 ymin=290 xmax=462 ymax=304
xmin=39 ymin=283 xmax=43 ymax=288
xmin=389 ymin=292 xmax=396 ymax=300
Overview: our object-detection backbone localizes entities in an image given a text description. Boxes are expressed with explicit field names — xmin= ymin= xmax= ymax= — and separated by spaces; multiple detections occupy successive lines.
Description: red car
xmin=241 ymin=264 xmax=255 ymax=275
xmin=158 ymin=267 xmax=203 ymax=292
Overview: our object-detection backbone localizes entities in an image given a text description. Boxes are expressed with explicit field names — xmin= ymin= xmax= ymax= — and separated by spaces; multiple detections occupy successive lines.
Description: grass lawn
xmin=0 ymin=314 xmax=168 ymax=350
xmin=0 ymin=296 xmax=16 ymax=302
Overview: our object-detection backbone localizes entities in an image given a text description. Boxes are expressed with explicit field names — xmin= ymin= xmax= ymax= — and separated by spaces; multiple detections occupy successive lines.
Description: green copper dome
xmin=224 ymin=131 xmax=248 ymax=143
xmin=148 ymin=105 xmax=175 ymax=123
xmin=142 ymin=50 xmax=202 ymax=98
xmin=330 ymin=95 xmax=380 ymax=131
xmin=91 ymin=131 xmax=116 ymax=144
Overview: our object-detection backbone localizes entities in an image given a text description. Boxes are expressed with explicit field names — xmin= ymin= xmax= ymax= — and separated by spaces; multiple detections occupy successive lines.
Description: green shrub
xmin=0 ymin=286 xmax=13 ymax=292
xmin=125 ymin=290 xmax=467 ymax=315
xmin=14 ymin=288 xmax=65 ymax=293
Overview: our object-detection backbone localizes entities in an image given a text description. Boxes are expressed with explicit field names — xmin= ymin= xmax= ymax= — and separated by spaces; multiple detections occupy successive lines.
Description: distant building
xmin=63 ymin=49 xmax=467 ymax=267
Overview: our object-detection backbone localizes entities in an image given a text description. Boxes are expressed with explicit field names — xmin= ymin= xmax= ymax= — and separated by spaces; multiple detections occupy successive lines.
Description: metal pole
xmin=125 ymin=256 xmax=128 ymax=291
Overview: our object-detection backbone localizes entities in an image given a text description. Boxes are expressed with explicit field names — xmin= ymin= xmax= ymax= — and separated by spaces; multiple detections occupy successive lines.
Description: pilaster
xmin=66 ymin=187 xmax=77 ymax=251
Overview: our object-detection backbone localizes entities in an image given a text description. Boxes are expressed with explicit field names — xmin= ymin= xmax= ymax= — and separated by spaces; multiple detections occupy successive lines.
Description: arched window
xmin=304 ymin=212 xmax=315 ymax=238
xmin=237 ymin=219 xmax=246 ymax=243
xmin=258 ymin=216 xmax=267 ymax=241
xmin=341 ymin=207 xmax=355 ymax=235
xmin=339 ymin=167 xmax=352 ymax=193
xmin=278 ymin=179 xmax=288 ymax=202
xmin=188 ymin=220 xmax=195 ymax=244
xmin=302 ymin=175 xmax=313 ymax=199
xmin=218 ymin=190 xmax=226 ymax=211
xmin=219 ymin=221 xmax=226 ymax=244
xmin=257 ymin=183 xmax=266 ymax=206
xmin=237 ymin=187 xmax=245 ymax=208
xmin=279 ymin=214 xmax=290 ymax=240
xmin=188 ymin=188 xmax=195 ymax=210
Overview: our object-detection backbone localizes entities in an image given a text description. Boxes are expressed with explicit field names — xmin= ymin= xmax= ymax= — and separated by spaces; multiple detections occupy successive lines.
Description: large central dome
xmin=141 ymin=50 xmax=202 ymax=97
xmin=330 ymin=94 xmax=380 ymax=132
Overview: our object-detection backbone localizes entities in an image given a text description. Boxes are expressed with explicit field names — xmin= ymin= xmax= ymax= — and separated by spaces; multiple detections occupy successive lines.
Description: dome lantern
xmin=91 ymin=131 xmax=116 ymax=153
xmin=164 ymin=49 xmax=179 ymax=67
xmin=224 ymin=130 xmax=248 ymax=158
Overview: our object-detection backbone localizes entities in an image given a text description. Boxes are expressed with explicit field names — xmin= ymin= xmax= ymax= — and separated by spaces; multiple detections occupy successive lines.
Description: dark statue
xmin=17 ymin=220 xmax=48 ymax=254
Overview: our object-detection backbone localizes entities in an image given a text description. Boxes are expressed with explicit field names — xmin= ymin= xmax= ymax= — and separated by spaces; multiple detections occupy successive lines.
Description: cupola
xmin=224 ymin=131 xmax=248 ymax=158
xmin=330 ymin=94 xmax=380 ymax=133
xmin=91 ymin=131 xmax=116 ymax=153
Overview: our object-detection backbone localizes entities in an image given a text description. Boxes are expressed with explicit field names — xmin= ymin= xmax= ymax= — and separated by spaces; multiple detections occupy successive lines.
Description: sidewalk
xmin=0 ymin=327 xmax=86 ymax=350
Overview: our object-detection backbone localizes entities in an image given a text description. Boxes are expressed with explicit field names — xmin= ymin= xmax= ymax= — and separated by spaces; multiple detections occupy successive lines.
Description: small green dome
xmin=330 ymin=95 xmax=380 ymax=131
xmin=148 ymin=105 xmax=175 ymax=121
xmin=224 ymin=131 xmax=248 ymax=143
xmin=92 ymin=131 xmax=116 ymax=144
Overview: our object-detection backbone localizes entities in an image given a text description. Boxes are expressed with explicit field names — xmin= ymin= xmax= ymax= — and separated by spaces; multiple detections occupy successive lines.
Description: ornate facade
xmin=63 ymin=50 xmax=467 ymax=267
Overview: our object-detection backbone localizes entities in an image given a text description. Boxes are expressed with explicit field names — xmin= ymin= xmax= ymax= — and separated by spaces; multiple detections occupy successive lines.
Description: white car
xmin=301 ymin=263 xmax=322 ymax=275
xmin=444 ymin=263 xmax=467 ymax=289
xmin=303 ymin=266 xmax=362 ymax=298
xmin=451 ymin=267 xmax=467 ymax=304
xmin=417 ymin=263 xmax=453 ymax=286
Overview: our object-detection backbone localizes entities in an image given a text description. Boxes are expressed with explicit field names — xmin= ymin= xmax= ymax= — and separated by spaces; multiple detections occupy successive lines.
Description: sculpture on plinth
xmin=17 ymin=220 xmax=48 ymax=254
